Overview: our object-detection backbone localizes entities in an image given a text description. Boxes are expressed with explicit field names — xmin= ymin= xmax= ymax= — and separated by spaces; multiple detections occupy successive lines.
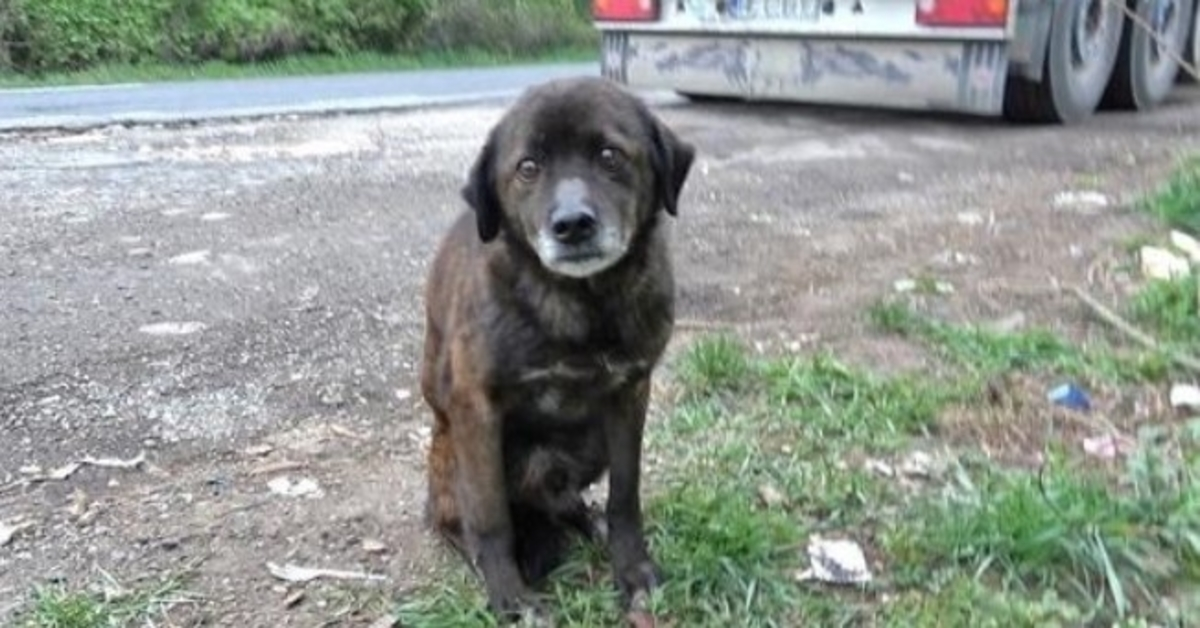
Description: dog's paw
xmin=488 ymin=587 xmax=552 ymax=626
xmin=615 ymin=559 xmax=663 ymax=607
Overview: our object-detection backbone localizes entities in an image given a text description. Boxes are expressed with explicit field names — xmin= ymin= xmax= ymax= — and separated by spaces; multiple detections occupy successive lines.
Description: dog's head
xmin=461 ymin=77 xmax=695 ymax=279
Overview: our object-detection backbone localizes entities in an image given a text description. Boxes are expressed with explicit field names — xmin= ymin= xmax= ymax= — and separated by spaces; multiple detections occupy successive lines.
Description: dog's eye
xmin=598 ymin=147 xmax=623 ymax=172
xmin=516 ymin=159 xmax=541 ymax=182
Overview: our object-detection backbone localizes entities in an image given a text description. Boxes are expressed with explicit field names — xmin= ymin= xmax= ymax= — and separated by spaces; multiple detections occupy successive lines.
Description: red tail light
xmin=594 ymin=0 xmax=659 ymax=21
xmin=916 ymin=0 xmax=1008 ymax=27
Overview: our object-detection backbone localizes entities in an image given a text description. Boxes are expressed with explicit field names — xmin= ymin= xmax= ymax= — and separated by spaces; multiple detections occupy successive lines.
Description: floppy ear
xmin=461 ymin=129 xmax=502 ymax=242
xmin=644 ymin=108 xmax=695 ymax=217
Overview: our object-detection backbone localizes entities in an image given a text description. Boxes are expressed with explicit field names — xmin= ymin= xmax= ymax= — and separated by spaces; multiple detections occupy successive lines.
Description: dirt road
xmin=2 ymin=89 xmax=1199 ymax=625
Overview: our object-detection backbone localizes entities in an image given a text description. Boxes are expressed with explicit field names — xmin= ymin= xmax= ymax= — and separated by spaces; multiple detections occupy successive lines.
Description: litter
xmin=266 ymin=476 xmax=324 ymax=499
xmin=1048 ymin=383 xmax=1091 ymax=411
xmin=795 ymin=536 xmax=873 ymax=585
xmin=266 ymin=562 xmax=387 ymax=584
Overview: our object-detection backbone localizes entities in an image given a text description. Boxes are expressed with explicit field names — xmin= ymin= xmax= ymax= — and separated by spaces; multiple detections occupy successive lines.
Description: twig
xmin=1069 ymin=285 xmax=1200 ymax=374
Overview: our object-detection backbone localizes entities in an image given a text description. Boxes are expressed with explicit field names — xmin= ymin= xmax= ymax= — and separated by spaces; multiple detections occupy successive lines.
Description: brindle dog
xmin=420 ymin=76 xmax=695 ymax=621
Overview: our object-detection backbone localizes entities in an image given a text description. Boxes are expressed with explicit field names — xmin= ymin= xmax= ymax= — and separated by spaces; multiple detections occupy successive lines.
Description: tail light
xmin=916 ymin=0 xmax=1008 ymax=27
xmin=594 ymin=0 xmax=659 ymax=21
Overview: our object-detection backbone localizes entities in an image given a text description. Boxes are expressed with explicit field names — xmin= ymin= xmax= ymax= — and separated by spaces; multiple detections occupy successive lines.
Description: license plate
xmin=695 ymin=0 xmax=823 ymax=20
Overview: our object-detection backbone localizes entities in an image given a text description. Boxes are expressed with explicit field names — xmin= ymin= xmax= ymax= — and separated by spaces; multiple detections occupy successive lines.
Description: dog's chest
xmin=512 ymin=355 xmax=649 ymax=421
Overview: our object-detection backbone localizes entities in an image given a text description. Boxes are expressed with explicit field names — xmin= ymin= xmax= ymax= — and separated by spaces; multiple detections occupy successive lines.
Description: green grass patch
xmin=394 ymin=311 xmax=1196 ymax=626
xmin=1128 ymin=274 xmax=1200 ymax=347
xmin=867 ymin=300 xmax=1172 ymax=384
xmin=0 ymin=46 xmax=597 ymax=89
xmin=18 ymin=572 xmax=196 ymax=628
xmin=885 ymin=428 xmax=1200 ymax=625
xmin=1140 ymin=156 xmax=1200 ymax=235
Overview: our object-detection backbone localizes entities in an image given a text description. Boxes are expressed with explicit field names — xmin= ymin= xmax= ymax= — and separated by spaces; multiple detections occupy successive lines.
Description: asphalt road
xmin=0 ymin=61 xmax=599 ymax=131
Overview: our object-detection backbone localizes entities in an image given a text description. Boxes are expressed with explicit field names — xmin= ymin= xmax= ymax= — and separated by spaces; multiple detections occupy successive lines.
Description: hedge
xmin=0 ymin=0 xmax=595 ymax=74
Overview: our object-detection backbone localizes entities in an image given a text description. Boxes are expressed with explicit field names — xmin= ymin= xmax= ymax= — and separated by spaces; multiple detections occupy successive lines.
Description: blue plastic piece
xmin=1048 ymin=383 xmax=1091 ymax=411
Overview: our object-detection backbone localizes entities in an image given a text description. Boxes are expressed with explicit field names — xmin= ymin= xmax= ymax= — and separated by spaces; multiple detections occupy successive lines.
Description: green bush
xmin=421 ymin=0 xmax=596 ymax=56
xmin=0 ymin=0 xmax=589 ymax=74
xmin=5 ymin=0 xmax=171 ymax=71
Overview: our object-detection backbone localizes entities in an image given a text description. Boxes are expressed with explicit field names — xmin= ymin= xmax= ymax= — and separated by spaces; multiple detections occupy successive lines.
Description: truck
xmin=591 ymin=0 xmax=1200 ymax=123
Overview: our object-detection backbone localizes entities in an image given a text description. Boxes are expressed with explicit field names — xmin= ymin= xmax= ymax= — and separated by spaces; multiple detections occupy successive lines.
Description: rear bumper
xmin=600 ymin=31 xmax=1010 ymax=116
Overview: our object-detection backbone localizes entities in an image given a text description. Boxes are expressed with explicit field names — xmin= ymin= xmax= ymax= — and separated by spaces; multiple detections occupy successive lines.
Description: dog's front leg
xmin=604 ymin=377 xmax=661 ymax=608
xmin=449 ymin=389 xmax=543 ymax=620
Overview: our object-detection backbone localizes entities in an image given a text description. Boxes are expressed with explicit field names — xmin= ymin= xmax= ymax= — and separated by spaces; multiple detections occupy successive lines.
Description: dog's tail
xmin=511 ymin=504 xmax=573 ymax=585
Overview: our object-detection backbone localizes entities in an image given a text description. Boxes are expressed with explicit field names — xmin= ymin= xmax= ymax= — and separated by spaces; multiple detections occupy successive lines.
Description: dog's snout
xmin=550 ymin=206 xmax=597 ymax=245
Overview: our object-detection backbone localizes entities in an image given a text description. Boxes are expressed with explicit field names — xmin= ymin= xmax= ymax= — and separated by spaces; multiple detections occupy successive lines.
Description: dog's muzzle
xmin=535 ymin=180 xmax=627 ymax=278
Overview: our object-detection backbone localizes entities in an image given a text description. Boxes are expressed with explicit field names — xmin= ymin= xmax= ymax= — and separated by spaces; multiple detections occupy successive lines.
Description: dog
xmin=419 ymin=76 xmax=695 ymax=621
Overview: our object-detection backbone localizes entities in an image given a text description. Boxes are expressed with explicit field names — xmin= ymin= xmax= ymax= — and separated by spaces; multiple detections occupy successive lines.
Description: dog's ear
xmin=643 ymin=108 xmax=695 ymax=217
xmin=461 ymin=129 xmax=502 ymax=242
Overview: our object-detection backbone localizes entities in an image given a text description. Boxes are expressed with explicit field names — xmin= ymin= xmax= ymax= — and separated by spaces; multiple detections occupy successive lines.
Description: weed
xmin=674 ymin=334 xmax=754 ymax=397
xmin=19 ymin=572 xmax=196 ymax=628
xmin=1140 ymin=156 xmax=1200 ymax=235
xmin=1128 ymin=274 xmax=1200 ymax=346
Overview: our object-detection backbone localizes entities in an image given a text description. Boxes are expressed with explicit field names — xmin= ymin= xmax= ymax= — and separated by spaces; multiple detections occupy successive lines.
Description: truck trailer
xmin=591 ymin=0 xmax=1200 ymax=122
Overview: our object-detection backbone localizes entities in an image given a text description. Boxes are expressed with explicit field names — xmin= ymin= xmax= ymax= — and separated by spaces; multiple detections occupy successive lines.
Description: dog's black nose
xmin=550 ymin=208 xmax=597 ymax=245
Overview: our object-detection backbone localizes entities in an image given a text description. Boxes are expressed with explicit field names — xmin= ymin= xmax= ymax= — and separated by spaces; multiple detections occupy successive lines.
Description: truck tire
xmin=1180 ymin=0 xmax=1200 ymax=83
xmin=1104 ymin=0 xmax=1195 ymax=107
xmin=1005 ymin=0 xmax=1125 ymax=123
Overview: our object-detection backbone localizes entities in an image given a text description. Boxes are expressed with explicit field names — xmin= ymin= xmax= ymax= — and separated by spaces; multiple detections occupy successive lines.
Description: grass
xmin=0 ymin=46 xmax=598 ymax=89
xmin=1139 ymin=155 xmax=1200 ymax=235
xmin=18 ymin=571 xmax=197 ymax=628
xmin=866 ymin=300 xmax=1172 ymax=384
xmin=392 ymin=308 xmax=1199 ymax=626
xmin=1125 ymin=153 xmax=1200 ymax=355
xmin=1128 ymin=274 xmax=1200 ymax=347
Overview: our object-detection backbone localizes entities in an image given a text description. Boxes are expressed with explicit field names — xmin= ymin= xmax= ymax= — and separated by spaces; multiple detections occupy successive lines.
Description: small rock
xmin=864 ymin=459 xmax=895 ymax=477
xmin=368 ymin=616 xmax=398 ymax=628
xmin=931 ymin=250 xmax=979 ymax=267
xmin=0 ymin=520 xmax=34 ymax=546
xmin=756 ymin=484 xmax=787 ymax=509
xmin=244 ymin=444 xmax=275 ymax=457
xmin=1053 ymin=190 xmax=1110 ymax=211
xmin=361 ymin=539 xmax=389 ymax=554
xmin=267 ymin=476 xmax=324 ymax=499
xmin=956 ymin=211 xmax=985 ymax=226
xmin=897 ymin=171 xmax=915 ymax=184
xmin=795 ymin=536 xmax=873 ymax=585
xmin=1170 ymin=384 xmax=1200 ymax=410
xmin=395 ymin=389 xmax=413 ymax=402
xmin=898 ymin=451 xmax=939 ymax=478
xmin=1140 ymin=245 xmax=1191 ymax=281
xmin=127 ymin=248 xmax=153 ymax=259
xmin=319 ymin=387 xmax=346 ymax=408
xmin=1170 ymin=230 xmax=1200 ymax=263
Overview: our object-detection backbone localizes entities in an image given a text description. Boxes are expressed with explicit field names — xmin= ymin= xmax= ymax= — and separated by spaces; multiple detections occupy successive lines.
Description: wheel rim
xmin=1071 ymin=0 xmax=1113 ymax=71
xmin=1149 ymin=0 xmax=1181 ymax=67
